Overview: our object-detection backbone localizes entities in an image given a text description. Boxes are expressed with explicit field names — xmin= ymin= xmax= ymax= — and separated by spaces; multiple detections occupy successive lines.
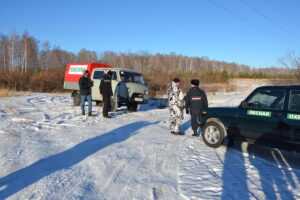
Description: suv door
xmin=91 ymin=70 xmax=119 ymax=101
xmin=282 ymin=89 xmax=300 ymax=142
xmin=237 ymin=88 xmax=286 ymax=141
xmin=91 ymin=70 xmax=105 ymax=101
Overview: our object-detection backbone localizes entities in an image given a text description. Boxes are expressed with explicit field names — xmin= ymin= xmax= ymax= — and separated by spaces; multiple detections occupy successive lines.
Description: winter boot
xmin=192 ymin=130 xmax=199 ymax=136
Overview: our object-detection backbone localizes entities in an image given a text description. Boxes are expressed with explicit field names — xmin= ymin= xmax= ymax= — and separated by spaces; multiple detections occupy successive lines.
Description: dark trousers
xmin=191 ymin=113 xmax=204 ymax=134
xmin=103 ymin=96 xmax=111 ymax=117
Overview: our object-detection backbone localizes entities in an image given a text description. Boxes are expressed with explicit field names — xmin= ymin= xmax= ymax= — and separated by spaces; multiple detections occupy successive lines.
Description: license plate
xmin=135 ymin=97 xmax=143 ymax=102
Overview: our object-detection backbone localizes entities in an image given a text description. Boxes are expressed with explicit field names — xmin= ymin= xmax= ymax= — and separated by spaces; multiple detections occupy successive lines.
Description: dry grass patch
xmin=0 ymin=88 xmax=10 ymax=97
xmin=202 ymin=83 xmax=236 ymax=93
xmin=0 ymin=88 xmax=31 ymax=97
xmin=268 ymin=79 xmax=300 ymax=85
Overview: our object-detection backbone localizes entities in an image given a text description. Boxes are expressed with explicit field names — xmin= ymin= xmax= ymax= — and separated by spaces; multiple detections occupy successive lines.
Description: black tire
xmin=72 ymin=92 xmax=81 ymax=106
xmin=96 ymin=101 xmax=102 ymax=106
xmin=128 ymin=102 xmax=138 ymax=112
xmin=202 ymin=120 xmax=225 ymax=148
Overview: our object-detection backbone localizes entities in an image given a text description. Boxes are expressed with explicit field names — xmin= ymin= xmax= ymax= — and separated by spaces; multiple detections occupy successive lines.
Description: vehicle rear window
xmin=247 ymin=89 xmax=285 ymax=110
xmin=289 ymin=90 xmax=300 ymax=112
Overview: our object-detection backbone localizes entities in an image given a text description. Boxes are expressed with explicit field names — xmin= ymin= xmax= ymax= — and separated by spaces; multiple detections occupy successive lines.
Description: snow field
xmin=0 ymin=90 xmax=299 ymax=199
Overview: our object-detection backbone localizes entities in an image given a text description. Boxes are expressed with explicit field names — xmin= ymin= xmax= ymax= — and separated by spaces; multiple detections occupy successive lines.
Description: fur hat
xmin=191 ymin=79 xmax=200 ymax=86
xmin=173 ymin=78 xmax=180 ymax=83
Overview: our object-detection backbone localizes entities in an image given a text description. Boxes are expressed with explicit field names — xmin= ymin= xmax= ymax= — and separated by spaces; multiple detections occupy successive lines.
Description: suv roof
xmin=257 ymin=85 xmax=300 ymax=90
xmin=93 ymin=67 xmax=139 ymax=73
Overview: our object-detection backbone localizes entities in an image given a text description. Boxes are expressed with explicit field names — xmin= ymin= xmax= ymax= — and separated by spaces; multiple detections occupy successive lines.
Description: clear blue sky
xmin=1 ymin=0 xmax=299 ymax=67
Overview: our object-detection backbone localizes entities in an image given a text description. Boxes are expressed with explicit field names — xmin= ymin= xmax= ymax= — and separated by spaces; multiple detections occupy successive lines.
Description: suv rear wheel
xmin=72 ymin=91 xmax=81 ymax=106
xmin=202 ymin=121 xmax=225 ymax=148
xmin=128 ymin=102 xmax=138 ymax=112
xmin=96 ymin=101 xmax=102 ymax=106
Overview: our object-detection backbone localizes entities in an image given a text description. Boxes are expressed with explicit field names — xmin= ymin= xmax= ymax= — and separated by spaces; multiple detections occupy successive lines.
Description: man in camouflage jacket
xmin=167 ymin=78 xmax=185 ymax=135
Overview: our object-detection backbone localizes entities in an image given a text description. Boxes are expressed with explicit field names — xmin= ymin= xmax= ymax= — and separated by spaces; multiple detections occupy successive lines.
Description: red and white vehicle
xmin=63 ymin=63 xmax=149 ymax=111
xmin=64 ymin=63 xmax=111 ymax=91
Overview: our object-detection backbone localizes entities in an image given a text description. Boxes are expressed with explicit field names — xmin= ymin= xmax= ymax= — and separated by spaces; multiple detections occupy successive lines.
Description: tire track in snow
xmin=99 ymin=139 xmax=149 ymax=199
xmin=24 ymin=95 xmax=85 ymax=130
xmin=178 ymin=138 xmax=300 ymax=200
xmin=178 ymin=139 xmax=261 ymax=200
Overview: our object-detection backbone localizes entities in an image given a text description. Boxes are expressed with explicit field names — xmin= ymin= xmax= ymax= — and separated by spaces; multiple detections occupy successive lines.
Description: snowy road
xmin=0 ymin=92 xmax=300 ymax=200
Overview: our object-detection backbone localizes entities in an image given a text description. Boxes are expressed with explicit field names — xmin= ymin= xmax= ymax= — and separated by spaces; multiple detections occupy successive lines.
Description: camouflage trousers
xmin=169 ymin=106 xmax=183 ymax=133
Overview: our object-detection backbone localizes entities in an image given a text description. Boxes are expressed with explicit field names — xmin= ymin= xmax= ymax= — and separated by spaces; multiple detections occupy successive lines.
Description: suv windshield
xmin=120 ymin=71 xmax=145 ymax=84
xmin=247 ymin=89 xmax=285 ymax=110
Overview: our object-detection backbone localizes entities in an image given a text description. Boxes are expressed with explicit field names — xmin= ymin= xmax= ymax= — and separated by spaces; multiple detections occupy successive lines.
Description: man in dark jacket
xmin=185 ymin=79 xmax=208 ymax=136
xmin=79 ymin=70 xmax=93 ymax=116
xmin=100 ymin=71 xmax=113 ymax=118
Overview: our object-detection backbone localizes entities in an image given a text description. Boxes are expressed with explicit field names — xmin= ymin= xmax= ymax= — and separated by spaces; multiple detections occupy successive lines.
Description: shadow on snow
xmin=0 ymin=121 xmax=157 ymax=199
xmin=221 ymin=141 xmax=300 ymax=200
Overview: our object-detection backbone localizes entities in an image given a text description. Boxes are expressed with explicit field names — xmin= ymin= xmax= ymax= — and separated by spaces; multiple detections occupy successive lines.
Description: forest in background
xmin=0 ymin=32 xmax=298 ymax=95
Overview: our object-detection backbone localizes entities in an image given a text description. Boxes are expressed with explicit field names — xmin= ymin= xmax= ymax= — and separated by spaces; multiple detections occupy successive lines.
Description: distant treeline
xmin=0 ymin=32 xmax=298 ymax=93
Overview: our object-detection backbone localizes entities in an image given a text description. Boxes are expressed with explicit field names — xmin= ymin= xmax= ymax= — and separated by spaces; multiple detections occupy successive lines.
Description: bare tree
xmin=0 ymin=35 xmax=9 ymax=70
xmin=78 ymin=49 xmax=97 ymax=63
xmin=279 ymin=52 xmax=300 ymax=80
xmin=295 ymin=57 xmax=300 ymax=80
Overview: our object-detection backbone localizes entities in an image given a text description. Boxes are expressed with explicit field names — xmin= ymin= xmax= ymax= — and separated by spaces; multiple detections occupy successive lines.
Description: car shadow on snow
xmin=221 ymin=143 xmax=251 ymax=199
xmin=221 ymin=141 xmax=300 ymax=199
xmin=0 ymin=121 xmax=158 ymax=199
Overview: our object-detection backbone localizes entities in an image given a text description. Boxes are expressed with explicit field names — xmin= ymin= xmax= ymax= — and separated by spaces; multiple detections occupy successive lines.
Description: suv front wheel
xmin=202 ymin=120 xmax=225 ymax=148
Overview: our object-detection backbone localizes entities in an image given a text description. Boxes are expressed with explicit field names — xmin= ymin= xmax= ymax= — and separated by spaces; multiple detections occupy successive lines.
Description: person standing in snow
xmin=79 ymin=70 xmax=93 ymax=116
xmin=116 ymin=72 xmax=129 ymax=108
xmin=185 ymin=79 xmax=208 ymax=136
xmin=167 ymin=78 xmax=185 ymax=135
xmin=100 ymin=71 xmax=113 ymax=118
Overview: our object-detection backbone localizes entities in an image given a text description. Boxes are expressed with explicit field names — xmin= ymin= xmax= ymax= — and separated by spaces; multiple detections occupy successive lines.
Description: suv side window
xmin=247 ymin=89 xmax=286 ymax=110
xmin=93 ymin=71 xmax=104 ymax=79
xmin=288 ymin=90 xmax=300 ymax=112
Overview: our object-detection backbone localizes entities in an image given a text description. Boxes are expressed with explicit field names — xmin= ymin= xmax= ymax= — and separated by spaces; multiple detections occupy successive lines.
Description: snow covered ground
xmin=0 ymin=89 xmax=300 ymax=200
